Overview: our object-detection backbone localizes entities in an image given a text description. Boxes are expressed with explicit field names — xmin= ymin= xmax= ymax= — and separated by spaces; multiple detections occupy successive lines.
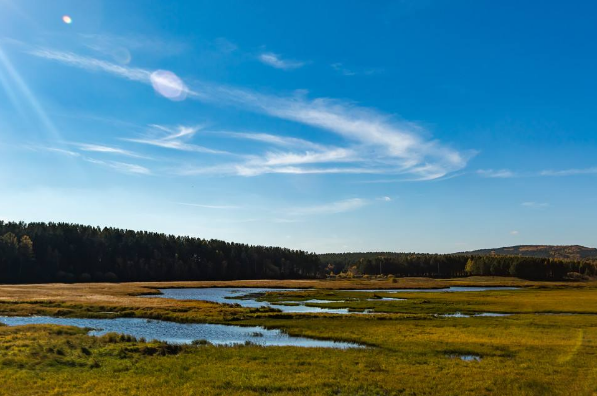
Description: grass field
xmin=0 ymin=277 xmax=596 ymax=395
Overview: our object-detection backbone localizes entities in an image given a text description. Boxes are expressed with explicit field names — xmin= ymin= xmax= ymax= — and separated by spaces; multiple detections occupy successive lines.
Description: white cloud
xmin=151 ymin=124 xmax=198 ymax=140
xmin=260 ymin=148 xmax=356 ymax=166
xmin=331 ymin=63 xmax=357 ymax=76
xmin=477 ymin=169 xmax=515 ymax=178
xmin=258 ymin=52 xmax=305 ymax=70
xmin=476 ymin=167 xmax=597 ymax=179
xmin=28 ymin=49 xmax=203 ymax=102
xmin=540 ymin=167 xmax=597 ymax=177
xmin=235 ymin=165 xmax=379 ymax=177
xmin=76 ymin=143 xmax=148 ymax=158
xmin=79 ymin=33 xmax=187 ymax=59
xmin=510 ymin=230 xmax=519 ymax=235
xmin=27 ymin=47 xmax=472 ymax=180
xmin=378 ymin=196 xmax=392 ymax=202
xmin=216 ymin=131 xmax=324 ymax=150
xmin=124 ymin=125 xmax=231 ymax=155
xmin=29 ymin=48 xmax=151 ymax=83
xmin=203 ymin=90 xmax=471 ymax=179
xmin=331 ymin=63 xmax=382 ymax=76
xmin=287 ymin=198 xmax=368 ymax=216
xmin=44 ymin=147 xmax=80 ymax=157
xmin=85 ymin=158 xmax=151 ymax=175
xmin=232 ymin=95 xmax=472 ymax=180
xmin=41 ymin=146 xmax=149 ymax=176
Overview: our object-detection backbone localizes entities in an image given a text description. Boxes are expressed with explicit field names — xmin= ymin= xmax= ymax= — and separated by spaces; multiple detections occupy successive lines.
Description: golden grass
xmin=1 ymin=314 xmax=597 ymax=395
xmin=0 ymin=277 xmax=596 ymax=395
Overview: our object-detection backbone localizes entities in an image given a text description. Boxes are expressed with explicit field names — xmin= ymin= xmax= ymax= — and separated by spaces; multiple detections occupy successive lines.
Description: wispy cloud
xmin=29 ymin=48 xmax=151 ymax=83
xmin=44 ymin=147 xmax=80 ymax=157
xmin=258 ymin=52 xmax=306 ymax=70
xmin=521 ymin=201 xmax=550 ymax=209
xmin=79 ymin=33 xmax=187 ymax=59
xmin=27 ymin=48 xmax=202 ymax=102
xmin=477 ymin=167 xmax=597 ymax=179
xmin=84 ymin=158 xmax=151 ymax=175
xmin=476 ymin=169 xmax=516 ymax=178
xmin=124 ymin=125 xmax=231 ymax=155
xmin=199 ymin=86 xmax=471 ymax=179
xmin=510 ymin=230 xmax=519 ymax=235
xmin=76 ymin=143 xmax=148 ymax=159
xmin=260 ymin=148 xmax=356 ymax=166
xmin=44 ymin=146 xmax=150 ymax=175
xmin=149 ymin=124 xmax=198 ymax=140
xmin=27 ymin=47 xmax=471 ymax=180
xmin=287 ymin=198 xmax=368 ymax=216
xmin=235 ymin=165 xmax=379 ymax=177
xmin=331 ymin=63 xmax=383 ymax=76
xmin=213 ymin=37 xmax=237 ymax=54
xmin=249 ymin=97 xmax=472 ymax=180
xmin=216 ymin=131 xmax=324 ymax=150
xmin=539 ymin=167 xmax=597 ymax=176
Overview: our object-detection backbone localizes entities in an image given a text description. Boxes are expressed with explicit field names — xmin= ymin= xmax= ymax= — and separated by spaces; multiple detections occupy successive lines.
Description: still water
xmin=150 ymin=288 xmax=351 ymax=314
xmin=150 ymin=286 xmax=519 ymax=314
xmin=0 ymin=316 xmax=362 ymax=348
xmin=342 ymin=287 xmax=520 ymax=293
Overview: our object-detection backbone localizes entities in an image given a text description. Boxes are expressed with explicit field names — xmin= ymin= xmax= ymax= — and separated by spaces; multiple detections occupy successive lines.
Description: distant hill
xmin=463 ymin=245 xmax=597 ymax=260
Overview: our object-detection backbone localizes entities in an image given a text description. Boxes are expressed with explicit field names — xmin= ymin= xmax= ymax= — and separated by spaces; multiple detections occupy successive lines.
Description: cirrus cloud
xmin=26 ymin=46 xmax=472 ymax=181
xmin=258 ymin=52 xmax=306 ymax=70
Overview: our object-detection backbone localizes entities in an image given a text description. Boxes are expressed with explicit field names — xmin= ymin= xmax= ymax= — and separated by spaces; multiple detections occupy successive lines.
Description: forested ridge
xmin=464 ymin=245 xmax=597 ymax=260
xmin=0 ymin=221 xmax=320 ymax=283
xmin=320 ymin=252 xmax=597 ymax=280
xmin=1 ymin=221 xmax=596 ymax=284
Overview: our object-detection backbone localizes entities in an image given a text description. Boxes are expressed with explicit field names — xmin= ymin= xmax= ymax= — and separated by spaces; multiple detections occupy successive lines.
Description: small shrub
xmin=566 ymin=272 xmax=589 ymax=281
xmin=100 ymin=333 xmax=120 ymax=343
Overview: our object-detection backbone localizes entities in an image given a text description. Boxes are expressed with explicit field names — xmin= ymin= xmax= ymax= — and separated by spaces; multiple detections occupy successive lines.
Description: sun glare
xmin=62 ymin=15 xmax=72 ymax=24
xmin=150 ymin=70 xmax=187 ymax=101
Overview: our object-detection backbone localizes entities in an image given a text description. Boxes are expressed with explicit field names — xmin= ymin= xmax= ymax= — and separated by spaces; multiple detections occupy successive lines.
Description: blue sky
xmin=0 ymin=0 xmax=596 ymax=253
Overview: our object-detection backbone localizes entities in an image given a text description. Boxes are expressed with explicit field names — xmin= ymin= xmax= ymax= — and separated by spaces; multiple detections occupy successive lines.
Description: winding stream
xmin=149 ymin=286 xmax=520 ymax=314
xmin=0 ymin=286 xmax=524 ymax=346
xmin=0 ymin=316 xmax=362 ymax=348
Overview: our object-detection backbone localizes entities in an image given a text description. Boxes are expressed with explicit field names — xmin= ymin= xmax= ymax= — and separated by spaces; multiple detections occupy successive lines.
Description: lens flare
xmin=62 ymin=15 xmax=72 ymax=24
xmin=111 ymin=47 xmax=132 ymax=65
xmin=150 ymin=70 xmax=187 ymax=101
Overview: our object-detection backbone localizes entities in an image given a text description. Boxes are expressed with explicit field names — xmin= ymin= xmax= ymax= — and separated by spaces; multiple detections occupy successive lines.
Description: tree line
xmin=1 ymin=221 xmax=595 ymax=284
xmin=0 ymin=221 xmax=320 ymax=283
xmin=320 ymin=252 xmax=597 ymax=280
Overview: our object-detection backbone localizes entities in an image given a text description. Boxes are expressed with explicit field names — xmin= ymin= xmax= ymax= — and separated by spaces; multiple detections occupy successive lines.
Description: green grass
xmin=0 ymin=278 xmax=597 ymax=395
xmin=257 ymin=287 xmax=597 ymax=315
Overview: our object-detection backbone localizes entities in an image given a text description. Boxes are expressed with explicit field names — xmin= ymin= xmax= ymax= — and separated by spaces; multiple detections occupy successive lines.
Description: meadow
xmin=0 ymin=277 xmax=596 ymax=395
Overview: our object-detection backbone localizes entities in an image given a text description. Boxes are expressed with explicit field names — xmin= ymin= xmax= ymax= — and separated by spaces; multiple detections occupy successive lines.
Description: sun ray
xmin=0 ymin=46 xmax=65 ymax=144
